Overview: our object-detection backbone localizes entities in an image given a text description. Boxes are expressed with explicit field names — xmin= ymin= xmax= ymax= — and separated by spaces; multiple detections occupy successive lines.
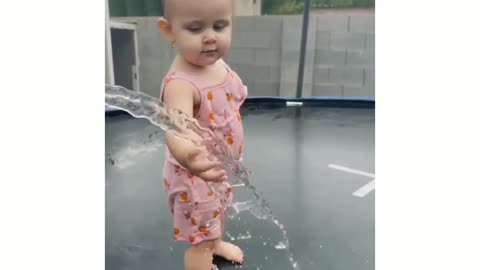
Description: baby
xmin=157 ymin=0 xmax=248 ymax=269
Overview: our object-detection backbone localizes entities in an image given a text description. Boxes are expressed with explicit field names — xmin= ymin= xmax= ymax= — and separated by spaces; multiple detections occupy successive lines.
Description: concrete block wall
xmin=312 ymin=15 xmax=375 ymax=97
xmin=111 ymin=13 xmax=374 ymax=99
xmin=226 ymin=15 xmax=283 ymax=97
xmin=279 ymin=16 xmax=317 ymax=97
xmin=233 ymin=0 xmax=262 ymax=16
xmin=229 ymin=14 xmax=375 ymax=97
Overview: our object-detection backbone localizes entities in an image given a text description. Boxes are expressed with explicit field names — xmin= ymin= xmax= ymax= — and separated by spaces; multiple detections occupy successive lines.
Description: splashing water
xmin=236 ymin=231 xmax=252 ymax=240
xmin=225 ymin=231 xmax=236 ymax=241
xmin=105 ymin=84 xmax=300 ymax=270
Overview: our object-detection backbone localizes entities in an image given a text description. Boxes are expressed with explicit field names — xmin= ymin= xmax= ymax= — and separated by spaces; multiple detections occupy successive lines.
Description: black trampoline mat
xmin=106 ymin=105 xmax=375 ymax=270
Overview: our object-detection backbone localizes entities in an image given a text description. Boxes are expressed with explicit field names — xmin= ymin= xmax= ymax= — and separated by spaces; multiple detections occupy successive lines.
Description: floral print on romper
xmin=160 ymin=63 xmax=248 ymax=245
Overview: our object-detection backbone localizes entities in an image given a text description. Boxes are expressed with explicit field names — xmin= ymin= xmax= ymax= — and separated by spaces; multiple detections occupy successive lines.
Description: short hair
xmin=162 ymin=0 xmax=233 ymax=20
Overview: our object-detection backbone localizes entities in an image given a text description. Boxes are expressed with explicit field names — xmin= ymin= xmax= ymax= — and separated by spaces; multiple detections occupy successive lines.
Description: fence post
xmin=296 ymin=0 xmax=312 ymax=98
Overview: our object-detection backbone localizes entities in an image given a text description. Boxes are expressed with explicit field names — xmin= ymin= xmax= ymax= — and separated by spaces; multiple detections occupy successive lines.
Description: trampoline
xmin=105 ymin=98 xmax=375 ymax=270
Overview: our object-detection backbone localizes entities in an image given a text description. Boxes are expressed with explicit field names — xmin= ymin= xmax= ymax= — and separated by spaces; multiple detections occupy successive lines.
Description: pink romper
xmin=160 ymin=63 xmax=248 ymax=245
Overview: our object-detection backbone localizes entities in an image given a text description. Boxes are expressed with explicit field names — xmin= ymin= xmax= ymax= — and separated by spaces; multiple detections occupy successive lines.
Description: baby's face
xmin=168 ymin=0 xmax=233 ymax=66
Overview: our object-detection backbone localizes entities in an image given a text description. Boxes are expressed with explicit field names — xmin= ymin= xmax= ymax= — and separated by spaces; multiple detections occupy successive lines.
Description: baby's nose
xmin=203 ymin=30 xmax=216 ymax=44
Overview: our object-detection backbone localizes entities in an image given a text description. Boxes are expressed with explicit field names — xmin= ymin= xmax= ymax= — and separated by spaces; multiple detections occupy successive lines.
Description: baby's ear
xmin=157 ymin=17 xmax=174 ymax=43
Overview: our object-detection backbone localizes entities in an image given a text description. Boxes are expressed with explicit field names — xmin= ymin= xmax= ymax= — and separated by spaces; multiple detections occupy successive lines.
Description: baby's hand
xmin=185 ymin=148 xmax=228 ymax=182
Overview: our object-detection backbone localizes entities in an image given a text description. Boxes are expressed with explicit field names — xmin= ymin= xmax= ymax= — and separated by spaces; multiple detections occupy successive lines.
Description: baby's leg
xmin=184 ymin=240 xmax=216 ymax=270
xmin=212 ymin=216 xmax=244 ymax=264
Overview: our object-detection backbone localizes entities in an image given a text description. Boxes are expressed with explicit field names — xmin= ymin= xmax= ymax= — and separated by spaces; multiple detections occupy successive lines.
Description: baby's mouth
xmin=202 ymin=49 xmax=218 ymax=54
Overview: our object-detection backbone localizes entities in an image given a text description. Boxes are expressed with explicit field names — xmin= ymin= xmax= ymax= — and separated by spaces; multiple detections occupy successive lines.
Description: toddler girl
xmin=157 ymin=0 xmax=248 ymax=269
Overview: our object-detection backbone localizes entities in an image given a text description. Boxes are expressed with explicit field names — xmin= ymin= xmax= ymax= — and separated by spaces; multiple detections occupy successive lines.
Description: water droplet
xmin=225 ymin=231 xmax=236 ymax=241
xmin=236 ymin=231 xmax=252 ymax=240
xmin=169 ymin=247 xmax=173 ymax=252
xmin=274 ymin=241 xmax=287 ymax=249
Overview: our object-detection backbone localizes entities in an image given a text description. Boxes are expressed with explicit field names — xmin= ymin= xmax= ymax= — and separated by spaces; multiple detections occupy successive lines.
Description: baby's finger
xmin=200 ymin=169 xmax=228 ymax=182
xmin=190 ymin=158 xmax=223 ymax=173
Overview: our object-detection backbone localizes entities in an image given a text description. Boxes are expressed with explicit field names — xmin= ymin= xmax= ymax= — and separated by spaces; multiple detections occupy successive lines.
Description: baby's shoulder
xmin=161 ymin=72 xmax=202 ymax=104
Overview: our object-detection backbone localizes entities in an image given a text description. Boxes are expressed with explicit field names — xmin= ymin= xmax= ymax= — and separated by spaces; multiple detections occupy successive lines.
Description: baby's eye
xmin=187 ymin=26 xmax=202 ymax=33
xmin=213 ymin=24 xmax=226 ymax=31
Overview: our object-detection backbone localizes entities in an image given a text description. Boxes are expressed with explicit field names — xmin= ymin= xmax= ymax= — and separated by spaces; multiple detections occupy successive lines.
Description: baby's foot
xmin=214 ymin=241 xmax=244 ymax=264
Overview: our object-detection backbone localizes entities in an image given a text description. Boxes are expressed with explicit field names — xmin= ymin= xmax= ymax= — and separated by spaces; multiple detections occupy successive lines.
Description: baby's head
xmin=158 ymin=0 xmax=233 ymax=67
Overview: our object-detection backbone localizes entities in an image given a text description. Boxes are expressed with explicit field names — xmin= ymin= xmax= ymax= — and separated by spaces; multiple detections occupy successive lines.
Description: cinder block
xmin=343 ymin=86 xmax=374 ymax=97
xmin=316 ymin=15 xmax=349 ymax=32
xmin=229 ymin=63 xmax=256 ymax=83
xmin=329 ymin=67 xmax=364 ymax=86
xmin=315 ymin=31 xmax=330 ymax=49
xmin=253 ymin=81 xmax=280 ymax=96
xmin=232 ymin=32 xmax=273 ymax=48
xmin=346 ymin=50 xmax=375 ymax=66
xmin=254 ymin=48 xmax=281 ymax=66
xmin=302 ymin=65 xmax=315 ymax=85
xmin=232 ymin=16 xmax=256 ymax=32
xmin=312 ymin=83 xmax=343 ymax=97
xmin=364 ymin=68 xmax=375 ymax=89
xmin=238 ymin=30 xmax=282 ymax=49
xmin=254 ymin=65 xmax=273 ymax=82
xmin=280 ymin=73 xmax=313 ymax=97
xmin=330 ymin=32 xmax=366 ymax=51
xmin=281 ymin=50 xmax=315 ymax=65
xmin=280 ymin=63 xmax=315 ymax=86
xmin=269 ymin=66 xmax=281 ymax=83
xmin=279 ymin=82 xmax=313 ymax=97
xmin=283 ymin=15 xmax=317 ymax=33
xmin=349 ymin=16 xmax=375 ymax=33
xmin=303 ymin=83 xmax=314 ymax=97
xmin=282 ymin=30 xmax=316 ymax=50
xmin=315 ymin=49 xmax=346 ymax=66
xmin=282 ymin=35 xmax=301 ymax=50
xmin=254 ymin=15 xmax=283 ymax=32
xmin=227 ymin=48 xmax=255 ymax=64
xmin=307 ymin=31 xmax=317 ymax=49
xmin=365 ymin=33 xmax=375 ymax=53
xmin=282 ymin=16 xmax=316 ymax=50
xmin=279 ymin=82 xmax=297 ymax=97
xmin=282 ymin=16 xmax=305 ymax=31
xmin=280 ymin=79 xmax=314 ymax=96
xmin=280 ymin=64 xmax=299 ymax=82
xmin=313 ymin=66 xmax=329 ymax=84
xmin=266 ymin=29 xmax=283 ymax=49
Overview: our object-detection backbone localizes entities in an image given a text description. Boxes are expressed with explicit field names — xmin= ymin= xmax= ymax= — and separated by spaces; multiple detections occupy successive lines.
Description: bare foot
xmin=214 ymin=241 xmax=244 ymax=264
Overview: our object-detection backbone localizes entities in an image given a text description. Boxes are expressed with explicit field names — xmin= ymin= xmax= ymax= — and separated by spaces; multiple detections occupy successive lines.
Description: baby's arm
xmin=163 ymin=80 xmax=227 ymax=182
